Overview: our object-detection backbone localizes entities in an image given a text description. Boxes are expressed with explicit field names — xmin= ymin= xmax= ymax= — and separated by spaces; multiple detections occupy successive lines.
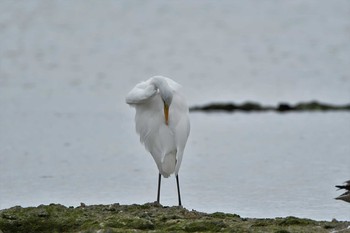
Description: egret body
xmin=126 ymin=76 xmax=190 ymax=206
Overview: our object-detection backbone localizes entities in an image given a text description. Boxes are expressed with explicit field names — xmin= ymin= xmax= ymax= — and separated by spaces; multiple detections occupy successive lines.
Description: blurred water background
xmin=1 ymin=1 xmax=349 ymax=220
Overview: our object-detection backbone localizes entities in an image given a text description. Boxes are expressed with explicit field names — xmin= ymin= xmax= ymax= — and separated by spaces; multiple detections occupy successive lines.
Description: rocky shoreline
xmin=190 ymin=101 xmax=350 ymax=113
xmin=0 ymin=203 xmax=349 ymax=233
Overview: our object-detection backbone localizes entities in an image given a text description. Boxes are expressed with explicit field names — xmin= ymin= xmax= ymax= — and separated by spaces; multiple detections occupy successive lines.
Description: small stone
xmin=1 ymin=213 xmax=17 ymax=220
xmin=108 ymin=203 xmax=120 ymax=211
xmin=37 ymin=210 xmax=49 ymax=217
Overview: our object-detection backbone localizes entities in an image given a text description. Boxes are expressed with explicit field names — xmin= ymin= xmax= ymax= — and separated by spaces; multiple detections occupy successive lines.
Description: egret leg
xmin=176 ymin=175 xmax=182 ymax=206
xmin=157 ymin=173 xmax=161 ymax=204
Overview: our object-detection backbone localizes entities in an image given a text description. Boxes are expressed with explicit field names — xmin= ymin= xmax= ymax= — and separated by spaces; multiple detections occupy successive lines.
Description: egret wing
xmin=170 ymin=93 xmax=190 ymax=175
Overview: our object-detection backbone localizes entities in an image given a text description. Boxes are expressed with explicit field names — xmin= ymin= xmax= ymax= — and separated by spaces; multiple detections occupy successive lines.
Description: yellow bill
xmin=164 ymin=103 xmax=169 ymax=125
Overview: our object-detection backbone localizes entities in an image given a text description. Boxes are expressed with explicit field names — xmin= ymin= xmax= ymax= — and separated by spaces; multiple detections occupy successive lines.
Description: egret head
xmin=152 ymin=77 xmax=173 ymax=125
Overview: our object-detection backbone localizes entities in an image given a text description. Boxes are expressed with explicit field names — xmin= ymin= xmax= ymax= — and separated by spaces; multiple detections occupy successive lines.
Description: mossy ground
xmin=0 ymin=203 xmax=349 ymax=233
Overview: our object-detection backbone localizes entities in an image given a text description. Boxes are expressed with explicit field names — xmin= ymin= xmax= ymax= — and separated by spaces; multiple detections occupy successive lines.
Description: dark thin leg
xmin=157 ymin=173 xmax=161 ymax=204
xmin=176 ymin=175 xmax=182 ymax=206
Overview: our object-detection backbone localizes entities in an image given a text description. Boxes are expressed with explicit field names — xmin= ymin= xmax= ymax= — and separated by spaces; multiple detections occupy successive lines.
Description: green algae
xmin=0 ymin=203 xmax=349 ymax=233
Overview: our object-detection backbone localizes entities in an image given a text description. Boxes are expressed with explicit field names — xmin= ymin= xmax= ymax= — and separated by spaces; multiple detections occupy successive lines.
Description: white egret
xmin=126 ymin=76 xmax=190 ymax=206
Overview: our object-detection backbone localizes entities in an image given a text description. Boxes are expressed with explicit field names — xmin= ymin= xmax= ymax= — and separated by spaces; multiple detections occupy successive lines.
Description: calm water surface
xmin=1 ymin=110 xmax=349 ymax=220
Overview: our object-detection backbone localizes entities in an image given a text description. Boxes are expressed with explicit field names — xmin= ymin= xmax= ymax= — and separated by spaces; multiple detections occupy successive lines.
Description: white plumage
xmin=126 ymin=76 xmax=190 ymax=205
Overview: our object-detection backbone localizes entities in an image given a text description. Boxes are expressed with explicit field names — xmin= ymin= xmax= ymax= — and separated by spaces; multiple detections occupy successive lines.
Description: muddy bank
xmin=0 ymin=203 xmax=349 ymax=233
xmin=190 ymin=101 xmax=350 ymax=113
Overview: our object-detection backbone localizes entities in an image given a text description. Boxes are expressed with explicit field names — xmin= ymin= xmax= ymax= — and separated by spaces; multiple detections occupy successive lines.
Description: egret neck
xmin=151 ymin=77 xmax=173 ymax=126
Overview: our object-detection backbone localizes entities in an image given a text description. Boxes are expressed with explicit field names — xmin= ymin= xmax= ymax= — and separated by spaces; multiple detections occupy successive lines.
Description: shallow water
xmin=1 ymin=0 xmax=350 ymax=221
xmin=1 ymin=110 xmax=349 ymax=220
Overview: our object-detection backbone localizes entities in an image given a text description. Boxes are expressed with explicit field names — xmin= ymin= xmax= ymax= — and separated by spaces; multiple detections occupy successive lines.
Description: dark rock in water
xmin=190 ymin=101 xmax=350 ymax=113
xmin=190 ymin=101 xmax=269 ymax=112
xmin=240 ymin=102 xmax=266 ymax=111
xmin=277 ymin=103 xmax=295 ymax=112
xmin=295 ymin=101 xmax=344 ymax=111
xmin=0 ymin=203 xmax=349 ymax=232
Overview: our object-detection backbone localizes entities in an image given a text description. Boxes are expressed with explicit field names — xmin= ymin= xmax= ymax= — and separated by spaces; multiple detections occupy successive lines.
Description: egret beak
xmin=164 ymin=103 xmax=169 ymax=125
